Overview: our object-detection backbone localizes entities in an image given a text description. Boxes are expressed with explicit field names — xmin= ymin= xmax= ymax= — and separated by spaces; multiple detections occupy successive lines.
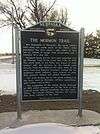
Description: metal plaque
xmin=21 ymin=23 xmax=79 ymax=101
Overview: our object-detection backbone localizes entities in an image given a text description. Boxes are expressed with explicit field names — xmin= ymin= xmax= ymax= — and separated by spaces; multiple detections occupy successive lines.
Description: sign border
xmin=20 ymin=30 xmax=81 ymax=102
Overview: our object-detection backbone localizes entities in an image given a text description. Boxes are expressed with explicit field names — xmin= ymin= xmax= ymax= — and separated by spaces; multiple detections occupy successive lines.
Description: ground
xmin=0 ymin=90 xmax=100 ymax=113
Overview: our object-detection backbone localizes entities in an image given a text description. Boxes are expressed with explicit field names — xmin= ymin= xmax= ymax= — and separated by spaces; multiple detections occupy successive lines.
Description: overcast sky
xmin=0 ymin=0 xmax=100 ymax=53
xmin=56 ymin=0 xmax=100 ymax=32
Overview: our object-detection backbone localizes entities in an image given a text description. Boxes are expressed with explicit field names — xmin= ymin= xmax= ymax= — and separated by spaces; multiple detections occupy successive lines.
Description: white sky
xmin=0 ymin=0 xmax=100 ymax=53
xmin=55 ymin=0 xmax=100 ymax=32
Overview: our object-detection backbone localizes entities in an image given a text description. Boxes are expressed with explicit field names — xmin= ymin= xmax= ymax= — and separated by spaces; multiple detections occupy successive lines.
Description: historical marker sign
xmin=21 ymin=22 xmax=79 ymax=101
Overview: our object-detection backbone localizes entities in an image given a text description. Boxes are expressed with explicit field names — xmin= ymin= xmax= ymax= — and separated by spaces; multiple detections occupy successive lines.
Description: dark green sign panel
xmin=21 ymin=22 xmax=79 ymax=101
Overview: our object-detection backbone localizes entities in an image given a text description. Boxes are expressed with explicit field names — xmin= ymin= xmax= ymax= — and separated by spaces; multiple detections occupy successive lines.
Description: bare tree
xmin=0 ymin=0 xmax=70 ymax=29
xmin=58 ymin=8 xmax=70 ymax=25
xmin=46 ymin=8 xmax=70 ymax=26
xmin=0 ymin=0 xmax=56 ymax=29
xmin=27 ymin=0 xmax=56 ymax=22
xmin=0 ymin=0 xmax=28 ymax=29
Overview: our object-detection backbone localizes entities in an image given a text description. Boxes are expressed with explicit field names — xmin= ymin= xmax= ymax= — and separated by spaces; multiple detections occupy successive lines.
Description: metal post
xmin=15 ymin=26 xmax=22 ymax=120
xmin=12 ymin=7 xmax=14 ymax=64
xmin=78 ymin=28 xmax=85 ymax=117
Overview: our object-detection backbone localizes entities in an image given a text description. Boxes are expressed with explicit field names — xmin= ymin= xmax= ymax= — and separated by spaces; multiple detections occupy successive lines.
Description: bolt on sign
xmin=20 ymin=21 xmax=80 ymax=101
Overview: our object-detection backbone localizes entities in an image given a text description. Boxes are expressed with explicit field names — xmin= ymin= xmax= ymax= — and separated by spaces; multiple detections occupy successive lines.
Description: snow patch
xmin=0 ymin=123 xmax=100 ymax=134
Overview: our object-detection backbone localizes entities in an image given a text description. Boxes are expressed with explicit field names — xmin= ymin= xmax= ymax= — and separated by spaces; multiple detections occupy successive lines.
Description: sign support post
xmin=11 ymin=7 xmax=14 ymax=64
xmin=78 ymin=28 xmax=85 ymax=117
xmin=15 ymin=26 xmax=22 ymax=120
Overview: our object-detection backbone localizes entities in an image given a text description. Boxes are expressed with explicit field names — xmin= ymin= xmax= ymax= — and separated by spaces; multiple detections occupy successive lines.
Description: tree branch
xmin=42 ymin=0 xmax=56 ymax=18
